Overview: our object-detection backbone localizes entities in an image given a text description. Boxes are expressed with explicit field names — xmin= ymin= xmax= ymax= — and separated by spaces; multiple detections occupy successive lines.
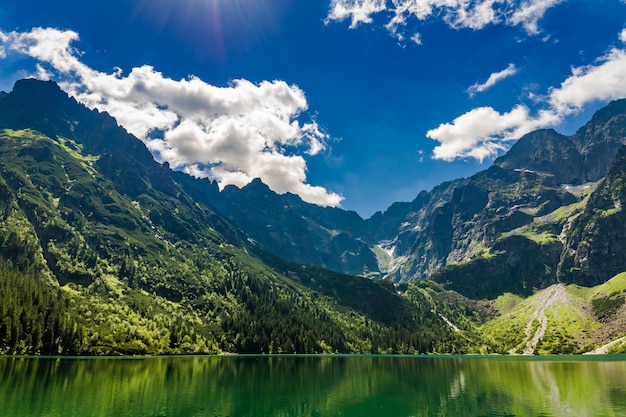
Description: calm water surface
xmin=1 ymin=355 xmax=625 ymax=416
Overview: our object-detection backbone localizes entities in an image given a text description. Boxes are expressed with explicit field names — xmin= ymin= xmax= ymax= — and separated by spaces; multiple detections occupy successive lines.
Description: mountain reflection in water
xmin=1 ymin=355 xmax=625 ymax=417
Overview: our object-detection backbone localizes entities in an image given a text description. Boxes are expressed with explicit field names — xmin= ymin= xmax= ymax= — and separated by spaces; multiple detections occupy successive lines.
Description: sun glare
xmin=132 ymin=0 xmax=277 ymax=54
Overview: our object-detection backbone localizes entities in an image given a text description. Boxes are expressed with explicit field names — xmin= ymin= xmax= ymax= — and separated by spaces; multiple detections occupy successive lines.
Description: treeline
xmin=0 ymin=259 xmax=82 ymax=354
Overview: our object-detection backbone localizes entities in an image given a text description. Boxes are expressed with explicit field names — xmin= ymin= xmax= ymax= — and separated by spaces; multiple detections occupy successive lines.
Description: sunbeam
xmin=131 ymin=0 xmax=283 ymax=61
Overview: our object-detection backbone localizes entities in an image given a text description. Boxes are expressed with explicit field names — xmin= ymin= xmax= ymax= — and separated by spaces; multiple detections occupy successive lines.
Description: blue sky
xmin=1 ymin=1 xmax=626 ymax=217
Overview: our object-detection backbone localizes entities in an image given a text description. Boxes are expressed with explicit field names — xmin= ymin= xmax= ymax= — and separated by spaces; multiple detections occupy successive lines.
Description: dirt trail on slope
xmin=519 ymin=284 xmax=568 ymax=355
xmin=583 ymin=336 xmax=626 ymax=354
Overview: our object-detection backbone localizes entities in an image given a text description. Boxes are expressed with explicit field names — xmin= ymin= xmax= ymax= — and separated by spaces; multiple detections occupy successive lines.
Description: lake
xmin=1 ymin=355 xmax=625 ymax=416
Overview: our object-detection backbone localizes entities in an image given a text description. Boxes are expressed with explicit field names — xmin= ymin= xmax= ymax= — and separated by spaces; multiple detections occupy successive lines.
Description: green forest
xmin=0 ymin=127 xmax=467 ymax=355
xmin=1 ymin=80 xmax=624 ymax=357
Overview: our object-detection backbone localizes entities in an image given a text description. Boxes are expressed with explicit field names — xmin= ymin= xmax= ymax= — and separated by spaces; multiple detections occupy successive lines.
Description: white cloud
xmin=547 ymin=48 xmax=626 ymax=114
xmin=410 ymin=32 xmax=423 ymax=45
xmin=427 ymin=105 xmax=544 ymax=161
xmin=467 ymin=63 xmax=518 ymax=97
xmin=0 ymin=27 xmax=343 ymax=207
xmin=448 ymin=0 xmax=501 ymax=30
xmin=0 ymin=32 xmax=7 ymax=58
xmin=326 ymin=0 xmax=387 ymax=28
xmin=509 ymin=0 xmax=565 ymax=35
xmin=620 ymin=28 xmax=626 ymax=43
xmin=428 ymin=30 xmax=626 ymax=162
xmin=327 ymin=0 xmax=565 ymax=41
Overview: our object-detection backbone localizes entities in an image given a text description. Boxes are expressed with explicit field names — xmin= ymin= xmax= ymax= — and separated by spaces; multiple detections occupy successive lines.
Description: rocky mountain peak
xmin=0 ymin=79 xmax=156 ymax=169
xmin=494 ymin=129 xmax=581 ymax=185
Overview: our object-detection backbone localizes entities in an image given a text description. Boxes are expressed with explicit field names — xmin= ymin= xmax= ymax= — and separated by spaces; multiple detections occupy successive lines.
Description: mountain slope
xmin=375 ymin=99 xmax=626 ymax=298
xmin=202 ymin=178 xmax=380 ymax=277
xmin=0 ymin=79 xmax=456 ymax=355
xmin=477 ymin=272 xmax=626 ymax=354
xmin=559 ymin=142 xmax=626 ymax=286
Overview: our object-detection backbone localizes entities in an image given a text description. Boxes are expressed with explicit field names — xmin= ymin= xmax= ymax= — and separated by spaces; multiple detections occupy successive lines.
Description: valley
xmin=0 ymin=79 xmax=625 ymax=355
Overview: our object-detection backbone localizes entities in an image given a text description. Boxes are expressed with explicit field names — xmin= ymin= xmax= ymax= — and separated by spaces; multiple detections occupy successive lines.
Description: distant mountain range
xmin=1 ymin=79 xmax=625 ymax=355
xmin=203 ymin=96 xmax=626 ymax=297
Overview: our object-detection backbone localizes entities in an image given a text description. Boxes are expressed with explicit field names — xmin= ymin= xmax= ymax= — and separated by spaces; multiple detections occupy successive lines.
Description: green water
xmin=1 ymin=355 xmax=625 ymax=416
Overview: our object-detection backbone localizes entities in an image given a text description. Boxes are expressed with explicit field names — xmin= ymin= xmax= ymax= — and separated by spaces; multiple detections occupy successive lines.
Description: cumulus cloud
xmin=0 ymin=27 xmax=343 ymax=207
xmin=467 ymin=63 xmax=518 ymax=97
xmin=326 ymin=0 xmax=564 ymax=42
xmin=427 ymin=105 xmax=549 ymax=161
xmin=428 ymin=30 xmax=626 ymax=161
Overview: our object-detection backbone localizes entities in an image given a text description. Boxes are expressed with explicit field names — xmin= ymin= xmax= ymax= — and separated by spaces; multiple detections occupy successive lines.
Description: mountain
xmin=381 ymin=100 xmax=626 ymax=291
xmin=196 ymin=100 xmax=626 ymax=298
xmin=494 ymin=100 xmax=626 ymax=183
xmin=494 ymin=128 xmax=586 ymax=184
xmin=205 ymin=178 xmax=379 ymax=277
xmin=205 ymin=95 xmax=626 ymax=351
xmin=203 ymin=98 xmax=626 ymax=301
xmin=0 ymin=79 xmax=458 ymax=355
xmin=2 ymin=79 xmax=625 ymax=356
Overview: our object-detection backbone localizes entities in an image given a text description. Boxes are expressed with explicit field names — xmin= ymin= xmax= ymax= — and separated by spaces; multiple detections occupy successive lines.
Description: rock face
xmin=494 ymin=99 xmax=626 ymax=185
xmin=202 ymin=178 xmax=379 ymax=277
xmin=374 ymin=166 xmax=577 ymax=283
xmin=494 ymin=129 xmax=586 ymax=185
xmin=559 ymin=144 xmax=626 ymax=286
xmin=571 ymin=99 xmax=626 ymax=181
xmin=430 ymin=235 xmax=563 ymax=300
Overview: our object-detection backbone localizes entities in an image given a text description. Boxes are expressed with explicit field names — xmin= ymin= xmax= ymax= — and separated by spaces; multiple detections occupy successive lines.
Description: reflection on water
xmin=1 ymin=355 xmax=625 ymax=417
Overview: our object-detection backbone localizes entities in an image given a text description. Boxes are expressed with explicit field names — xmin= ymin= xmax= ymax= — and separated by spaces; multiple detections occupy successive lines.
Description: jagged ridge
xmin=0 ymin=79 xmax=456 ymax=355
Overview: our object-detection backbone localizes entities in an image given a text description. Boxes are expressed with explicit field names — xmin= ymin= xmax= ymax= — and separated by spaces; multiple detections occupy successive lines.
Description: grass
xmin=544 ymin=200 xmax=586 ymax=223
xmin=566 ymin=272 xmax=626 ymax=300
xmin=492 ymin=292 xmax=523 ymax=314
xmin=589 ymin=271 xmax=626 ymax=298
xmin=372 ymin=245 xmax=391 ymax=272
xmin=502 ymin=192 xmax=591 ymax=245
xmin=592 ymin=296 xmax=625 ymax=319
xmin=479 ymin=294 xmax=535 ymax=353
xmin=607 ymin=339 xmax=626 ymax=354
xmin=479 ymin=283 xmax=606 ymax=354
xmin=595 ymin=207 xmax=622 ymax=218
xmin=520 ymin=228 xmax=559 ymax=245
xmin=461 ymin=241 xmax=497 ymax=262
xmin=479 ymin=311 xmax=529 ymax=353
xmin=0 ymin=128 xmax=50 ymax=142
xmin=536 ymin=294 xmax=599 ymax=354
xmin=546 ymin=300 xmax=599 ymax=341
xmin=57 ymin=136 xmax=100 ymax=174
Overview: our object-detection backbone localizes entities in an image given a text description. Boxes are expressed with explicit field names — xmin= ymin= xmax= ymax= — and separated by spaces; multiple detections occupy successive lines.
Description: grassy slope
xmin=477 ymin=273 xmax=626 ymax=354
